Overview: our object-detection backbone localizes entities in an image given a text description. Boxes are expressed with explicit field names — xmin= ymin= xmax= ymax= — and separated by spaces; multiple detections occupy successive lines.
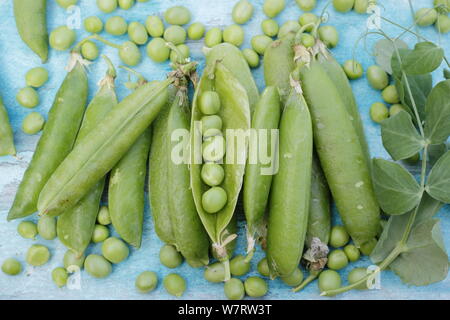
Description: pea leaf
xmin=426 ymin=150 xmax=450 ymax=203
xmin=373 ymin=38 xmax=408 ymax=74
xmin=372 ymin=158 xmax=422 ymax=215
xmin=381 ymin=111 xmax=425 ymax=160
xmin=424 ymin=80 xmax=450 ymax=144
xmin=402 ymin=42 xmax=444 ymax=75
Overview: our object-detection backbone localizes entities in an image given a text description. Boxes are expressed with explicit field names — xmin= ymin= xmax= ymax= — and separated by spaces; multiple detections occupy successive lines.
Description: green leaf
xmin=373 ymin=38 xmax=408 ymax=74
xmin=372 ymin=158 xmax=422 ymax=215
xmin=381 ymin=111 xmax=425 ymax=160
xmin=426 ymin=150 xmax=450 ymax=203
xmin=424 ymin=80 xmax=450 ymax=144
xmin=403 ymin=42 xmax=444 ymax=75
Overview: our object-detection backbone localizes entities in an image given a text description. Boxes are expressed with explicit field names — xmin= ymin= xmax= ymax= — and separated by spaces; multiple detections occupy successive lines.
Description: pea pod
xmin=57 ymin=58 xmax=118 ymax=255
xmin=8 ymin=53 xmax=88 ymax=221
xmin=14 ymin=0 xmax=48 ymax=63
xmin=0 ymin=96 xmax=16 ymax=156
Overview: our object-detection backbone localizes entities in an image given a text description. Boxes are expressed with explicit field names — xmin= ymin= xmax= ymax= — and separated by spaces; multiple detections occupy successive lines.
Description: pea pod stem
xmin=292 ymin=270 xmax=321 ymax=292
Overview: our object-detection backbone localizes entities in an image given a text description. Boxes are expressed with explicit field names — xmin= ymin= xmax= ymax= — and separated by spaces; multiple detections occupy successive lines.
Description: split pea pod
xmin=0 ymin=96 xmax=16 ymax=156
xmin=14 ymin=0 xmax=48 ymax=62
xmin=8 ymin=53 xmax=88 ymax=221
xmin=57 ymin=57 xmax=118 ymax=255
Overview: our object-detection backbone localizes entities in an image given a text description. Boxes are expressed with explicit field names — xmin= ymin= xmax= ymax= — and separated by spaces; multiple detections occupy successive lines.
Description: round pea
xmin=52 ymin=267 xmax=69 ymax=287
xmin=128 ymin=22 xmax=148 ymax=45
xmin=92 ymin=224 xmax=109 ymax=243
xmin=25 ymin=67 xmax=48 ymax=88
xmin=367 ymin=65 xmax=389 ymax=90
xmin=257 ymin=258 xmax=270 ymax=277
xmin=26 ymin=244 xmax=50 ymax=266
xmin=263 ymin=0 xmax=286 ymax=18
xmin=37 ymin=216 xmax=56 ymax=240
xmin=164 ymin=6 xmax=191 ymax=25
xmin=164 ymin=273 xmax=186 ymax=297
xmin=343 ymin=244 xmax=361 ymax=262
xmin=354 ymin=0 xmax=370 ymax=14
xmin=327 ymin=249 xmax=349 ymax=270
xmin=204 ymin=128 xmax=223 ymax=139
xmin=81 ymin=41 xmax=99 ymax=61
xmin=188 ymin=22 xmax=205 ymax=40
xmin=261 ymin=19 xmax=279 ymax=37
xmin=360 ymin=238 xmax=378 ymax=256
xmin=202 ymin=136 xmax=226 ymax=162
xmin=84 ymin=16 xmax=103 ymax=33
xmin=159 ymin=244 xmax=183 ymax=268
xmin=17 ymin=221 xmax=38 ymax=239
xmin=436 ymin=15 xmax=450 ymax=34
xmin=105 ymin=16 xmax=127 ymax=36
xmin=49 ymin=26 xmax=76 ymax=51
xmin=16 ymin=87 xmax=39 ymax=108
xmin=382 ymin=85 xmax=400 ymax=104
xmin=333 ymin=0 xmax=355 ymax=13
xmin=199 ymin=91 xmax=221 ymax=115
xmin=390 ymin=104 xmax=408 ymax=117
xmin=56 ymin=0 xmax=78 ymax=9
xmin=318 ymin=270 xmax=341 ymax=292
xmin=343 ymin=60 xmax=364 ymax=80
xmin=84 ymin=254 xmax=112 ymax=278
xmin=97 ymin=206 xmax=111 ymax=225
xmin=205 ymin=28 xmax=223 ymax=48
xmin=296 ymin=0 xmax=316 ymax=11
xmin=2 ymin=258 xmax=22 ymax=276
xmin=204 ymin=262 xmax=226 ymax=283
xmin=348 ymin=267 xmax=369 ymax=289
xmin=201 ymin=163 xmax=225 ymax=187
xmin=201 ymin=115 xmax=223 ymax=133
xmin=63 ymin=250 xmax=85 ymax=270
xmin=119 ymin=41 xmax=141 ymax=66
xmin=170 ymin=44 xmax=190 ymax=64
xmin=118 ymin=0 xmax=134 ymax=10
xmin=329 ymin=225 xmax=350 ymax=248
xmin=102 ymin=237 xmax=129 ymax=264
xmin=301 ymin=34 xmax=315 ymax=48
xmin=278 ymin=20 xmax=301 ymax=39
xmin=22 ymin=112 xmax=45 ymax=135
xmin=370 ymin=102 xmax=389 ymax=123
xmin=224 ymin=278 xmax=245 ymax=300
xmin=97 ymin=0 xmax=117 ymax=13
xmin=299 ymin=13 xmax=319 ymax=32
xmin=415 ymin=8 xmax=438 ymax=27
xmin=202 ymin=187 xmax=227 ymax=214
xmin=230 ymin=255 xmax=251 ymax=276
xmin=281 ymin=267 xmax=304 ymax=286
xmin=135 ymin=271 xmax=158 ymax=293
xmin=164 ymin=25 xmax=187 ymax=45
xmin=318 ymin=25 xmax=339 ymax=48
xmin=223 ymin=25 xmax=245 ymax=47
xmin=242 ymin=48 xmax=260 ymax=68
xmin=244 ymin=276 xmax=268 ymax=297
xmin=145 ymin=16 xmax=164 ymax=37
xmin=147 ymin=38 xmax=170 ymax=63
xmin=251 ymin=35 xmax=273 ymax=55
xmin=232 ymin=0 xmax=254 ymax=25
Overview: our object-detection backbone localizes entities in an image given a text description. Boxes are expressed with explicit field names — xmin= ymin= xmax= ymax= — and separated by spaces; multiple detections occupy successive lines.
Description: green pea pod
xmin=0 ymin=96 xmax=16 ymax=156
xmin=57 ymin=58 xmax=118 ymax=255
xmin=14 ymin=0 xmax=48 ymax=63
xmin=8 ymin=53 xmax=88 ymax=221
xmin=266 ymin=88 xmax=313 ymax=278
xmin=109 ymin=128 xmax=151 ymax=248
xmin=243 ymin=87 xmax=281 ymax=253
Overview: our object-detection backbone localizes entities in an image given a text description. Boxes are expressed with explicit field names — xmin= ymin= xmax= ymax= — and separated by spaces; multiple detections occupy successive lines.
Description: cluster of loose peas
xmin=414 ymin=0 xmax=450 ymax=34
xmin=332 ymin=0 xmax=377 ymax=14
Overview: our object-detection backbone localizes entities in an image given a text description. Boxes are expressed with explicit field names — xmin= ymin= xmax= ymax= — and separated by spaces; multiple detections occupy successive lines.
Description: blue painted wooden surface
xmin=0 ymin=0 xmax=449 ymax=300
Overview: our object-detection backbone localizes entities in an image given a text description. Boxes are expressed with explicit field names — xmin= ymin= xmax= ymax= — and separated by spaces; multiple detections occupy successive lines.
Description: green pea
xmin=318 ymin=25 xmax=339 ymax=48
xmin=348 ymin=267 xmax=369 ymax=289
xmin=201 ymin=115 xmax=223 ymax=133
xmin=188 ymin=22 xmax=206 ymax=40
xmin=360 ymin=238 xmax=377 ymax=256
xmin=318 ymin=270 xmax=341 ymax=292
xmin=170 ymin=44 xmax=190 ymax=64
xmin=202 ymin=136 xmax=226 ymax=162
xmin=205 ymin=28 xmax=223 ymax=48
xmin=299 ymin=13 xmax=319 ymax=32
xmin=159 ymin=244 xmax=183 ymax=268
xmin=261 ymin=19 xmax=279 ymax=37
xmin=16 ymin=87 xmax=39 ymax=108
xmin=327 ymin=249 xmax=349 ymax=270
xmin=63 ymin=250 xmax=85 ymax=270
xmin=415 ymin=8 xmax=438 ymax=27
xmin=84 ymin=16 xmax=104 ymax=33
xmin=56 ymin=0 xmax=78 ymax=9
xmin=257 ymin=258 xmax=270 ymax=277
xmin=232 ymin=0 xmax=254 ymax=25
xmin=22 ymin=112 xmax=45 ymax=135
xmin=135 ymin=271 xmax=158 ymax=293
xmin=204 ymin=262 xmax=226 ymax=283
xmin=164 ymin=273 xmax=186 ymax=297
xmin=145 ymin=16 xmax=164 ymax=37
xmin=199 ymin=91 xmax=221 ymax=115
xmin=370 ymin=102 xmax=389 ymax=123
xmin=49 ymin=26 xmax=76 ymax=51
xmin=201 ymin=163 xmax=225 ymax=187
xmin=128 ymin=22 xmax=148 ymax=45
xmin=147 ymin=38 xmax=170 ymax=62
xmin=26 ymin=244 xmax=50 ymax=266
xmin=367 ymin=65 xmax=389 ymax=90
xmin=37 ymin=215 xmax=56 ymax=240
xmin=119 ymin=41 xmax=141 ymax=66
xmin=281 ymin=268 xmax=304 ymax=286
xmin=81 ymin=41 xmax=99 ymax=61
xmin=102 ymin=237 xmax=129 ymax=264
xmin=97 ymin=206 xmax=111 ymax=225
xmin=202 ymin=187 xmax=228 ymax=214
xmin=301 ymin=34 xmax=315 ymax=48
xmin=164 ymin=6 xmax=191 ymax=25
xmin=25 ymin=67 xmax=48 ymax=88
xmin=251 ymin=35 xmax=273 ymax=55
xmin=354 ymin=0 xmax=370 ymax=14
xmin=97 ymin=0 xmax=117 ymax=13
xmin=118 ymin=0 xmax=134 ymax=10
xmin=244 ymin=276 xmax=268 ymax=297
xmin=223 ymin=25 xmax=245 ymax=47
xmin=343 ymin=60 xmax=364 ymax=79
xmin=52 ymin=267 xmax=69 ymax=287
xmin=436 ymin=15 xmax=450 ymax=34
xmin=203 ymin=128 xmax=223 ymax=139
xmin=343 ymin=244 xmax=361 ymax=262
xmin=230 ymin=255 xmax=251 ymax=276
xmin=164 ymin=25 xmax=187 ymax=45
xmin=263 ymin=0 xmax=286 ymax=18
xmin=17 ymin=221 xmax=38 ymax=239
xmin=296 ymin=0 xmax=316 ymax=11
xmin=91 ymin=224 xmax=110 ymax=243
xmin=224 ymin=278 xmax=245 ymax=300
xmin=389 ymin=104 xmax=408 ymax=117
xmin=329 ymin=225 xmax=350 ymax=248
xmin=84 ymin=254 xmax=112 ymax=278
xmin=381 ymin=85 xmax=399 ymax=104
xmin=2 ymin=258 xmax=22 ymax=276
xmin=105 ymin=16 xmax=127 ymax=36
xmin=242 ymin=48 xmax=260 ymax=68
xmin=278 ymin=20 xmax=301 ymax=39
xmin=333 ymin=0 xmax=355 ymax=13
